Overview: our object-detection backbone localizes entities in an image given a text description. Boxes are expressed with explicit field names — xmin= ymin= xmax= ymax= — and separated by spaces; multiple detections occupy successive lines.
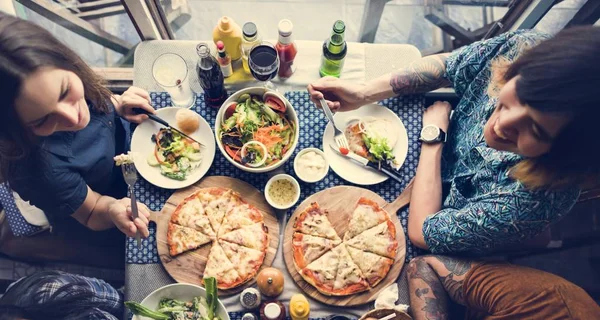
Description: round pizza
xmin=292 ymin=198 xmax=397 ymax=296
xmin=166 ymin=187 xmax=269 ymax=290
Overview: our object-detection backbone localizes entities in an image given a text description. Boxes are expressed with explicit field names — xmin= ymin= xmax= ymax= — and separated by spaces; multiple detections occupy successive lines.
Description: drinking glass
xmin=248 ymin=42 xmax=279 ymax=90
xmin=152 ymin=53 xmax=196 ymax=108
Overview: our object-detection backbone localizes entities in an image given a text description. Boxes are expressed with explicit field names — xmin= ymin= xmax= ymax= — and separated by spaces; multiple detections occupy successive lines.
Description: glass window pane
xmin=11 ymin=0 xmax=141 ymax=67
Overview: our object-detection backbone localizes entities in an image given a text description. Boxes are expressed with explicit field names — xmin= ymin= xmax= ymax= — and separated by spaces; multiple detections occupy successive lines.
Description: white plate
xmin=322 ymin=104 xmax=409 ymax=185
xmin=134 ymin=283 xmax=230 ymax=320
xmin=131 ymin=107 xmax=216 ymax=189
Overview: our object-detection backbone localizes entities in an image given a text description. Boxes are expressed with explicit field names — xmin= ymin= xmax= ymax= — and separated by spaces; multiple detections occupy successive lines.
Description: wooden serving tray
xmin=283 ymin=183 xmax=412 ymax=306
xmin=153 ymin=176 xmax=280 ymax=296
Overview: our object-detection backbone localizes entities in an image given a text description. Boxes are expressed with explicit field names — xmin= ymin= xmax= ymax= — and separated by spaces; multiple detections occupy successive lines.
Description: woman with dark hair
xmin=0 ymin=271 xmax=122 ymax=320
xmin=308 ymin=26 xmax=600 ymax=254
xmin=0 ymin=13 xmax=153 ymax=240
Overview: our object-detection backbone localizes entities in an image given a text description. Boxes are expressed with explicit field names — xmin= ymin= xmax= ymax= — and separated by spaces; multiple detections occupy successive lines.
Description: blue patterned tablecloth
xmin=126 ymin=91 xmax=424 ymax=318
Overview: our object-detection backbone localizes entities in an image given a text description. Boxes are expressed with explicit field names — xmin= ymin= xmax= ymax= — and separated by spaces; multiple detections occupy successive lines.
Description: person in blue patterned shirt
xmin=308 ymin=26 xmax=600 ymax=255
xmin=0 ymin=270 xmax=123 ymax=319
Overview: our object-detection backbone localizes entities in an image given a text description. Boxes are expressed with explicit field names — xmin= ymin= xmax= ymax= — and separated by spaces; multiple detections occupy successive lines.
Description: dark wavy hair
xmin=0 ymin=271 xmax=122 ymax=320
xmin=497 ymin=26 xmax=600 ymax=190
xmin=0 ymin=13 xmax=111 ymax=181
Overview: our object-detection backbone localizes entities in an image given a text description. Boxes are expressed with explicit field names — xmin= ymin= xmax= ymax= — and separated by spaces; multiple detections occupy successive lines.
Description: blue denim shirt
xmin=10 ymin=102 xmax=128 ymax=225
xmin=422 ymin=30 xmax=580 ymax=254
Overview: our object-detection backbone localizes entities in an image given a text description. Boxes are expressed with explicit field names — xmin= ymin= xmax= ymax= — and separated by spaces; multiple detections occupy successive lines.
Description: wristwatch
xmin=419 ymin=124 xmax=447 ymax=144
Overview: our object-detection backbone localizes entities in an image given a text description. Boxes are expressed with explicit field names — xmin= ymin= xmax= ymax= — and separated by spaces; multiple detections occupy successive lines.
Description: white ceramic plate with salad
xmin=131 ymin=107 xmax=216 ymax=189
xmin=128 ymin=282 xmax=229 ymax=320
xmin=322 ymin=104 xmax=409 ymax=185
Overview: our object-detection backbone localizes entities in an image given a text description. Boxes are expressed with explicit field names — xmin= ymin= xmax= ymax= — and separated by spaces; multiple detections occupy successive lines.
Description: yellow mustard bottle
xmin=213 ymin=16 xmax=243 ymax=61
xmin=289 ymin=294 xmax=310 ymax=320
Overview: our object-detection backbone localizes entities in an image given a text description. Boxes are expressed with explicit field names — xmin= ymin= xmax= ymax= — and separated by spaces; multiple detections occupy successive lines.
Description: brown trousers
xmin=463 ymin=263 xmax=600 ymax=319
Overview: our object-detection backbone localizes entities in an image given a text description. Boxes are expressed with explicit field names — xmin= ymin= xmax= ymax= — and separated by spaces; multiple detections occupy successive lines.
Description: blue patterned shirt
xmin=422 ymin=30 xmax=580 ymax=254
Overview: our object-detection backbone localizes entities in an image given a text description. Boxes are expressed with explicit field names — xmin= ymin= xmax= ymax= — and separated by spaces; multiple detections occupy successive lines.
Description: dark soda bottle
xmin=196 ymin=43 xmax=228 ymax=108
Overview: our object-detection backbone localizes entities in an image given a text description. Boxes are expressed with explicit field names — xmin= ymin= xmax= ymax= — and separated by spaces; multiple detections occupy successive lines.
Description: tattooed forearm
xmin=390 ymin=54 xmax=450 ymax=95
xmin=407 ymin=257 xmax=449 ymax=320
xmin=435 ymin=256 xmax=474 ymax=304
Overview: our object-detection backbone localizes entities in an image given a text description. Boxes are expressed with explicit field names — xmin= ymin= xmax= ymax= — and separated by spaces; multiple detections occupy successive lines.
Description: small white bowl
xmin=264 ymin=174 xmax=301 ymax=210
xmin=294 ymin=148 xmax=329 ymax=183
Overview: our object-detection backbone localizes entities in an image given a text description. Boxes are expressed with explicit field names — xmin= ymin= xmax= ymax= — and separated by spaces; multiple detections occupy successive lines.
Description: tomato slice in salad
xmin=264 ymin=96 xmax=286 ymax=113
xmin=224 ymin=102 xmax=237 ymax=119
xmin=224 ymin=145 xmax=241 ymax=162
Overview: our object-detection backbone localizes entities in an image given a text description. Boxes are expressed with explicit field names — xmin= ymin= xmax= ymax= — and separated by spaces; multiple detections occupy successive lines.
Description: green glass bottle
xmin=319 ymin=20 xmax=347 ymax=78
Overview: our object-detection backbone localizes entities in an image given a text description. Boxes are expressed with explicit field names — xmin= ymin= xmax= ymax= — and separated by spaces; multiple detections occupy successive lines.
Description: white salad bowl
xmin=215 ymin=87 xmax=300 ymax=173
xmin=134 ymin=283 xmax=229 ymax=320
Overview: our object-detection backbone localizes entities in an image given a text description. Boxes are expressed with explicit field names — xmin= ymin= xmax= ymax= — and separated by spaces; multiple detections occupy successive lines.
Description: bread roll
xmin=175 ymin=108 xmax=200 ymax=134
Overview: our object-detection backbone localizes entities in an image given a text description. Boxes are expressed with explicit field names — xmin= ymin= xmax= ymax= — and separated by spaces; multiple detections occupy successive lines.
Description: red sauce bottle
xmin=275 ymin=19 xmax=298 ymax=79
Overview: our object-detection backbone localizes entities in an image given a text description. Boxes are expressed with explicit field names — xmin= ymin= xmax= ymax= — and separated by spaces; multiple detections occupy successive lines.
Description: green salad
xmin=148 ymin=128 xmax=202 ymax=181
xmin=126 ymin=278 xmax=221 ymax=320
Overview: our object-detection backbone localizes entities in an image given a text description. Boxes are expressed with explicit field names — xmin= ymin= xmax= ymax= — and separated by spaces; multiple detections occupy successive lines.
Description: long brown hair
xmin=0 ymin=13 xmax=112 ymax=181
xmin=492 ymin=26 xmax=600 ymax=190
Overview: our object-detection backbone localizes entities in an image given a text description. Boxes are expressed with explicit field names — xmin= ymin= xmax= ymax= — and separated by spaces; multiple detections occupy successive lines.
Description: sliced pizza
xmin=197 ymin=188 xmax=242 ymax=233
xmin=292 ymin=232 xmax=341 ymax=270
xmin=332 ymin=244 xmax=369 ymax=295
xmin=167 ymin=223 xmax=213 ymax=256
xmin=344 ymin=220 xmax=398 ymax=259
xmin=219 ymin=222 xmax=269 ymax=252
xmin=219 ymin=240 xmax=265 ymax=283
xmin=300 ymin=244 xmax=341 ymax=295
xmin=170 ymin=195 xmax=216 ymax=238
xmin=218 ymin=202 xmax=264 ymax=236
xmin=346 ymin=245 xmax=394 ymax=287
xmin=343 ymin=197 xmax=390 ymax=241
xmin=293 ymin=203 xmax=340 ymax=241
xmin=203 ymin=242 xmax=244 ymax=290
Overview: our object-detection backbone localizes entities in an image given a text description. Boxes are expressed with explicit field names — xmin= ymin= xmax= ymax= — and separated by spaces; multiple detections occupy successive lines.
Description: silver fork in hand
xmin=319 ymin=98 xmax=349 ymax=151
xmin=121 ymin=163 xmax=142 ymax=248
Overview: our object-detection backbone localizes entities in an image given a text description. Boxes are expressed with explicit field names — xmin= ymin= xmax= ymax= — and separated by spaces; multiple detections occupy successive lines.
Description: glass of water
xmin=152 ymin=53 xmax=196 ymax=108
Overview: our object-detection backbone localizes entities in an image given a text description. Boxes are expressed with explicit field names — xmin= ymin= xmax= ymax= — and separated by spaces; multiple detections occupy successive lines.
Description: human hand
xmin=114 ymin=86 xmax=155 ymax=123
xmin=108 ymin=198 xmax=151 ymax=238
xmin=423 ymin=101 xmax=452 ymax=132
xmin=307 ymin=76 xmax=367 ymax=112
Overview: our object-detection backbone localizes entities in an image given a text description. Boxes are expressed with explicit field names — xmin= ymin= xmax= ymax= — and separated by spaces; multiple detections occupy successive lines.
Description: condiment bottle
xmin=289 ymin=294 xmax=310 ymax=320
xmin=241 ymin=22 xmax=262 ymax=74
xmin=213 ymin=16 xmax=243 ymax=61
xmin=196 ymin=43 xmax=228 ymax=108
xmin=319 ymin=20 xmax=347 ymax=78
xmin=275 ymin=19 xmax=298 ymax=79
xmin=260 ymin=301 xmax=286 ymax=320
xmin=216 ymin=41 xmax=233 ymax=78
xmin=240 ymin=287 xmax=262 ymax=310
xmin=242 ymin=313 xmax=259 ymax=320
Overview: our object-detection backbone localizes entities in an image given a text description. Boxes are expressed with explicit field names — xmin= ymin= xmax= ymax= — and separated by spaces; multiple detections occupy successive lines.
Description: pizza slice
xmin=203 ymin=242 xmax=243 ymax=290
xmin=219 ymin=222 xmax=269 ymax=252
xmin=300 ymin=244 xmax=341 ymax=295
xmin=197 ymin=188 xmax=242 ymax=233
xmin=219 ymin=240 xmax=265 ymax=283
xmin=292 ymin=232 xmax=341 ymax=270
xmin=293 ymin=203 xmax=340 ymax=241
xmin=170 ymin=195 xmax=216 ymax=238
xmin=332 ymin=244 xmax=369 ymax=295
xmin=219 ymin=202 xmax=264 ymax=236
xmin=167 ymin=223 xmax=213 ymax=256
xmin=346 ymin=246 xmax=394 ymax=288
xmin=344 ymin=220 xmax=398 ymax=259
xmin=343 ymin=197 xmax=390 ymax=241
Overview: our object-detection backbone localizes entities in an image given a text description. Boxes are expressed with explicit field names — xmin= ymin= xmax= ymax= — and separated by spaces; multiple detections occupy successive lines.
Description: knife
xmin=133 ymin=108 xmax=204 ymax=146
xmin=328 ymin=144 xmax=404 ymax=184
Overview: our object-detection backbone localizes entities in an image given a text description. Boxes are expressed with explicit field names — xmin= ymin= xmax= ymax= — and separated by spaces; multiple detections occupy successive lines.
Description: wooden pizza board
xmin=153 ymin=176 xmax=280 ymax=296
xmin=283 ymin=183 xmax=412 ymax=306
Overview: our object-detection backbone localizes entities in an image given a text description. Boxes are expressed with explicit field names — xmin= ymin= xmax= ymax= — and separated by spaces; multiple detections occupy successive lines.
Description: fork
xmin=121 ymin=163 xmax=142 ymax=248
xmin=319 ymin=98 xmax=349 ymax=150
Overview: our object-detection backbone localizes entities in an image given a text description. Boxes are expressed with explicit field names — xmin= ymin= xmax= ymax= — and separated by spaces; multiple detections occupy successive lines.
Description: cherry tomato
xmin=265 ymin=96 xmax=286 ymax=112
xmin=339 ymin=147 xmax=350 ymax=155
xmin=224 ymin=102 xmax=237 ymax=119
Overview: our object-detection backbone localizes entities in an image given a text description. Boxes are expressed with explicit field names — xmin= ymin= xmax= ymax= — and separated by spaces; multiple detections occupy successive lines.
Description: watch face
xmin=421 ymin=125 xmax=440 ymax=141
